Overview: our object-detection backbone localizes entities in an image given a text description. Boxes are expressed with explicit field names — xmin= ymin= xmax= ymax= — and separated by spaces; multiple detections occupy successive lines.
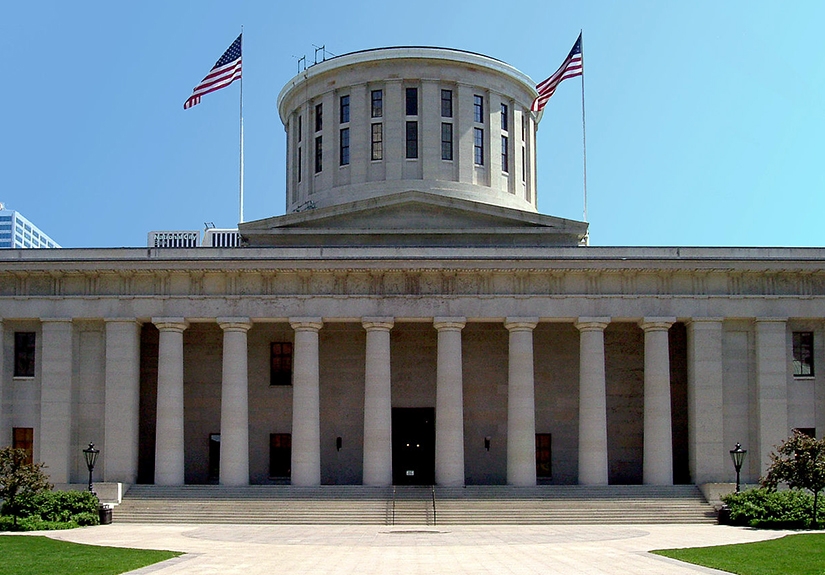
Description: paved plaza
xmin=37 ymin=523 xmax=793 ymax=574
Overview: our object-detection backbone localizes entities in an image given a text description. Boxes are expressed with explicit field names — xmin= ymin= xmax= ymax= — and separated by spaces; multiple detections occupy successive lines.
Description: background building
xmin=0 ymin=203 xmax=60 ymax=249
xmin=0 ymin=48 xmax=822 ymax=495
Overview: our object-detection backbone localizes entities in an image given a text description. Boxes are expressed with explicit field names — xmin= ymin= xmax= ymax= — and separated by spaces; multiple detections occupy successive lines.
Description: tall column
xmin=640 ymin=317 xmax=675 ymax=485
xmin=103 ymin=319 xmax=141 ymax=484
xmin=686 ymin=318 xmax=725 ymax=484
xmin=575 ymin=317 xmax=610 ymax=485
xmin=362 ymin=317 xmax=394 ymax=486
xmin=755 ymin=318 xmax=788 ymax=476
xmin=153 ymin=318 xmax=188 ymax=486
xmin=290 ymin=318 xmax=323 ymax=486
xmin=218 ymin=318 xmax=252 ymax=486
xmin=434 ymin=317 xmax=465 ymax=486
xmin=505 ymin=318 xmax=538 ymax=486
xmin=40 ymin=318 xmax=73 ymax=484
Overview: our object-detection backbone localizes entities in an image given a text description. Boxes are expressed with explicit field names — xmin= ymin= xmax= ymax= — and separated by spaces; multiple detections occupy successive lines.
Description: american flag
xmin=531 ymin=33 xmax=583 ymax=113
xmin=183 ymin=34 xmax=242 ymax=110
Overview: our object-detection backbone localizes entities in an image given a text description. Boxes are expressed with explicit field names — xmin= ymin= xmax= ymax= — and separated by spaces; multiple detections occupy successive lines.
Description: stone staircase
xmin=114 ymin=484 xmax=717 ymax=525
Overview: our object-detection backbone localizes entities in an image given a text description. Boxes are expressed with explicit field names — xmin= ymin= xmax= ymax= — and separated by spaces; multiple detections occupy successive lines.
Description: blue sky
xmin=2 ymin=1 xmax=823 ymax=248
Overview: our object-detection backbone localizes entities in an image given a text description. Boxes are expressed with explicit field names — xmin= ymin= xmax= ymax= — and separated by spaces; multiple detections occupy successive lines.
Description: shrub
xmin=1 ymin=490 xmax=99 ymax=531
xmin=723 ymin=488 xmax=825 ymax=529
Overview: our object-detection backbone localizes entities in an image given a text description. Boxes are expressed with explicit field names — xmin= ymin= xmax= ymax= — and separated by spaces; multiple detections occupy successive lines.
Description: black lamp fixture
xmin=729 ymin=442 xmax=747 ymax=493
xmin=83 ymin=442 xmax=100 ymax=494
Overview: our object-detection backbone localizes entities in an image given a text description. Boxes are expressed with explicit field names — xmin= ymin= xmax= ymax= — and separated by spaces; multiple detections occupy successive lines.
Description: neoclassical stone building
xmin=1 ymin=48 xmax=823 ymax=493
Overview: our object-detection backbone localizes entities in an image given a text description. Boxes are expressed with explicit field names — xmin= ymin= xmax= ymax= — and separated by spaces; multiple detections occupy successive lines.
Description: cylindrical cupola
xmin=277 ymin=47 xmax=540 ymax=214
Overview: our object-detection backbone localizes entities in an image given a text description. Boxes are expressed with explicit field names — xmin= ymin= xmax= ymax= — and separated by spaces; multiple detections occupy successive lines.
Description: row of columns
xmin=150 ymin=315 xmax=679 ymax=487
xmin=14 ymin=315 xmax=790 ymax=486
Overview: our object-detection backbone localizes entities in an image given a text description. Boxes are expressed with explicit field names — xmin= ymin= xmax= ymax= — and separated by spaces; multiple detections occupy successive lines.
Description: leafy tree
xmin=762 ymin=430 xmax=825 ymax=528
xmin=0 ymin=447 xmax=52 ymax=526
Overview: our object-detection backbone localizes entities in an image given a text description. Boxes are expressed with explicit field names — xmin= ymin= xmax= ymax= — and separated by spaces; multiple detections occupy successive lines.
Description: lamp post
xmin=729 ymin=442 xmax=747 ymax=493
xmin=83 ymin=442 xmax=100 ymax=495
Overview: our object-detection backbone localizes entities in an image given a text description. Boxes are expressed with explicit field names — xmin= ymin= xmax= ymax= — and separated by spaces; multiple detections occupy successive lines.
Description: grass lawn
xmin=0 ymin=535 xmax=181 ymax=575
xmin=652 ymin=533 xmax=825 ymax=575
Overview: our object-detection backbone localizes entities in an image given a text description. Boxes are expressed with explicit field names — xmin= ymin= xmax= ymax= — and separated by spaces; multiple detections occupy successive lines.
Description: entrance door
xmin=392 ymin=407 xmax=435 ymax=485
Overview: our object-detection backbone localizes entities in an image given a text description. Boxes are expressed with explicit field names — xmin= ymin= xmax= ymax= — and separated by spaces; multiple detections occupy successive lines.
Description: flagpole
xmin=239 ymin=26 xmax=245 ymax=224
xmin=580 ymin=30 xmax=589 ymax=245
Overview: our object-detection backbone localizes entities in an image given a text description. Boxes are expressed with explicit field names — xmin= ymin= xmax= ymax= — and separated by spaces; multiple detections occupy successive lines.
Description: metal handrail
xmin=431 ymin=485 xmax=437 ymax=526
xmin=391 ymin=485 xmax=396 ymax=525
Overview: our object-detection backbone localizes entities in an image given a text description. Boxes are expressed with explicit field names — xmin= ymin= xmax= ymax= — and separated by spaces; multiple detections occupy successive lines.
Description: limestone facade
xmin=1 ymin=47 xmax=822 ymax=491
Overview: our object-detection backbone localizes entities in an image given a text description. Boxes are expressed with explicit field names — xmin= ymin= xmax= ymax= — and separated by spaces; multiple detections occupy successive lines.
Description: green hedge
xmin=0 ymin=491 xmax=100 ymax=531
xmin=722 ymin=488 xmax=825 ymax=529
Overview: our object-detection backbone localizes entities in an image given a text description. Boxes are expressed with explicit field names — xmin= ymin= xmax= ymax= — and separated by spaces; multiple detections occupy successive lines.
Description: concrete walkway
xmin=33 ymin=523 xmax=795 ymax=574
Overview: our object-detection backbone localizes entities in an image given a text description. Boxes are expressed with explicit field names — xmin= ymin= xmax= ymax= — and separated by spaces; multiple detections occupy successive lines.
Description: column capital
xmin=755 ymin=317 xmax=788 ymax=324
xmin=639 ymin=317 xmax=676 ymax=332
xmin=504 ymin=317 xmax=538 ymax=332
xmin=362 ymin=317 xmax=394 ymax=331
xmin=575 ymin=317 xmax=610 ymax=332
xmin=217 ymin=317 xmax=253 ymax=332
xmin=41 ymin=317 xmax=73 ymax=324
xmin=152 ymin=318 xmax=189 ymax=333
xmin=433 ymin=317 xmax=466 ymax=331
xmin=290 ymin=317 xmax=323 ymax=332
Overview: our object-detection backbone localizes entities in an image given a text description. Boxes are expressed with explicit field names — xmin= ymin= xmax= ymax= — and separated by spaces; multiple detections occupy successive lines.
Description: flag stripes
xmin=184 ymin=34 xmax=242 ymax=110
xmin=531 ymin=33 xmax=583 ymax=112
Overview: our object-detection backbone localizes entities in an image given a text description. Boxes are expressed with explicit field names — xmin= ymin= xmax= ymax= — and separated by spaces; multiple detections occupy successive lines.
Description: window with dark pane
xmin=441 ymin=123 xmax=453 ymax=160
xmin=500 ymin=103 xmax=508 ymax=131
xmin=371 ymin=90 xmax=383 ymax=118
xmin=501 ymin=135 xmax=509 ymax=173
xmin=473 ymin=94 xmax=483 ymax=123
xmin=536 ymin=433 xmax=552 ymax=478
xmin=441 ymin=89 xmax=453 ymax=118
xmin=314 ymin=136 xmax=322 ymax=173
xmin=270 ymin=342 xmax=293 ymax=386
xmin=14 ymin=332 xmax=35 ymax=377
xmin=406 ymin=87 xmax=418 ymax=116
xmin=793 ymin=332 xmax=814 ymax=377
xmin=339 ymin=94 xmax=350 ymax=124
xmin=339 ymin=127 xmax=350 ymax=166
xmin=314 ymin=103 xmax=323 ymax=132
xmin=371 ymin=123 xmax=383 ymax=160
xmin=406 ymin=121 xmax=418 ymax=159
xmin=473 ymin=127 xmax=484 ymax=165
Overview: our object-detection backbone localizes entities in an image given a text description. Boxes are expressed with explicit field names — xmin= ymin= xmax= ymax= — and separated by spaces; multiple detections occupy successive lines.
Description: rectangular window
xmin=314 ymin=136 xmax=322 ymax=173
xmin=314 ymin=103 xmax=323 ymax=132
xmin=405 ymin=121 xmax=418 ymax=159
xmin=473 ymin=127 xmax=484 ymax=165
xmin=339 ymin=128 xmax=350 ymax=166
xmin=297 ymin=147 xmax=302 ymax=183
xmin=521 ymin=113 xmax=526 ymax=141
xmin=339 ymin=95 xmax=350 ymax=124
xmin=795 ymin=428 xmax=816 ymax=438
xmin=13 ymin=428 xmax=34 ymax=466
xmin=270 ymin=342 xmax=293 ymax=386
xmin=14 ymin=332 xmax=35 ymax=377
xmin=441 ymin=89 xmax=453 ymax=118
xmin=298 ymin=115 xmax=302 ymax=142
xmin=371 ymin=90 xmax=383 ymax=118
xmin=371 ymin=123 xmax=383 ymax=160
xmin=473 ymin=94 xmax=483 ymax=123
xmin=441 ymin=123 xmax=453 ymax=160
xmin=536 ymin=433 xmax=552 ymax=478
xmin=501 ymin=103 xmax=508 ymax=131
xmin=793 ymin=332 xmax=814 ymax=377
xmin=406 ymin=87 xmax=418 ymax=116
xmin=269 ymin=433 xmax=292 ymax=478
xmin=501 ymin=135 xmax=509 ymax=173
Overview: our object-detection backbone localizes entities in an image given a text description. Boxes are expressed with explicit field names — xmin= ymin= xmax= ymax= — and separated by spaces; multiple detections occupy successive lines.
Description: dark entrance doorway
xmin=392 ymin=407 xmax=435 ymax=485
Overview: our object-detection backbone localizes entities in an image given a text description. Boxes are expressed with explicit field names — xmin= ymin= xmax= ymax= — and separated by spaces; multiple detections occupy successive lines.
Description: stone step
xmin=115 ymin=484 xmax=717 ymax=525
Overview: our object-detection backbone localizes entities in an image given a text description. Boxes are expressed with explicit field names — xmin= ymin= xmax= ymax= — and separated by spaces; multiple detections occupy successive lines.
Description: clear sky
xmin=2 ymin=1 xmax=823 ymax=248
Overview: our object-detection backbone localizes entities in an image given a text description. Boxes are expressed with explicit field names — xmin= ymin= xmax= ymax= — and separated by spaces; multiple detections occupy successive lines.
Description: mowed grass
xmin=652 ymin=533 xmax=825 ymax=575
xmin=0 ymin=535 xmax=181 ymax=575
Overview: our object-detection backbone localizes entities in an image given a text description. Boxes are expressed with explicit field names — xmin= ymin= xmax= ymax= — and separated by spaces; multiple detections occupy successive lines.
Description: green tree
xmin=762 ymin=430 xmax=825 ymax=528
xmin=0 ymin=447 xmax=52 ymax=526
